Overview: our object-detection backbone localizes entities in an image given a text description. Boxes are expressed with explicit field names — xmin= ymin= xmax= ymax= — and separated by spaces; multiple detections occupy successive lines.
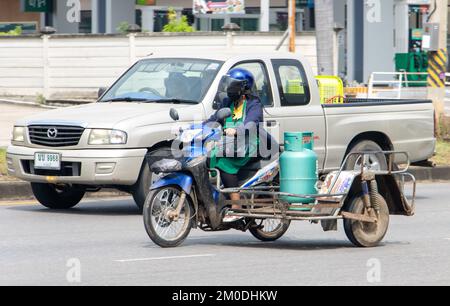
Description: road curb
xmin=409 ymin=166 xmax=450 ymax=182
xmin=1 ymin=166 xmax=449 ymax=201
xmin=0 ymin=99 xmax=56 ymax=109
xmin=0 ymin=181 xmax=129 ymax=201
xmin=0 ymin=98 xmax=93 ymax=109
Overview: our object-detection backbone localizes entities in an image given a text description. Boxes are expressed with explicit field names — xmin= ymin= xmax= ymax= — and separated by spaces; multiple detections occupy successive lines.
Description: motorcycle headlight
xmin=12 ymin=126 xmax=25 ymax=142
xmin=89 ymin=129 xmax=127 ymax=145
xmin=179 ymin=129 xmax=203 ymax=143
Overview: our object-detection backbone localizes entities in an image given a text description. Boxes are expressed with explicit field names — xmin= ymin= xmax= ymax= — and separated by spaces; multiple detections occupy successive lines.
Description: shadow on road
xmin=199 ymin=239 xmax=355 ymax=251
xmin=144 ymin=234 xmax=411 ymax=252
xmin=7 ymin=199 xmax=141 ymax=216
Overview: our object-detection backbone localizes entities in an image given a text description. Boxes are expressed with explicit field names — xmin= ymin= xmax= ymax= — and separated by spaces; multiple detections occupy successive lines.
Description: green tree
xmin=163 ymin=8 xmax=194 ymax=33
xmin=117 ymin=21 xmax=130 ymax=34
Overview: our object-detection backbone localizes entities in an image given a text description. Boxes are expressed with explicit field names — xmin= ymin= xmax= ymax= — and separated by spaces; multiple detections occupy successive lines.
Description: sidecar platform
xmin=223 ymin=151 xmax=416 ymax=224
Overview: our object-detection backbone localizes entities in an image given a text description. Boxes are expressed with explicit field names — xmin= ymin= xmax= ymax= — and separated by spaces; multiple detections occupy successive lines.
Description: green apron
xmin=210 ymin=100 xmax=258 ymax=175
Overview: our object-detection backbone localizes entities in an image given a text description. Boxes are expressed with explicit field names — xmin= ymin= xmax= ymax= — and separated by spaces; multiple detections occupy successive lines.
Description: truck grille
xmin=28 ymin=125 xmax=84 ymax=147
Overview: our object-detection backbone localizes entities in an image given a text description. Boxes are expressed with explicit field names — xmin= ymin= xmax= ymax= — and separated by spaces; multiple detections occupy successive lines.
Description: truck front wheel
xmin=31 ymin=183 xmax=85 ymax=209
xmin=132 ymin=147 xmax=171 ymax=212
xmin=132 ymin=162 xmax=153 ymax=212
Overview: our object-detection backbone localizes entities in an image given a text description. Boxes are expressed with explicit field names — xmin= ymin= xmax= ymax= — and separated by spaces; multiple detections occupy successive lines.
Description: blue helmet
xmin=228 ymin=68 xmax=255 ymax=92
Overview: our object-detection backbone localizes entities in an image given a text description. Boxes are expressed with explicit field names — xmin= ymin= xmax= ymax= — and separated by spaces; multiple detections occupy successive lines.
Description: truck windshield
xmin=100 ymin=58 xmax=223 ymax=104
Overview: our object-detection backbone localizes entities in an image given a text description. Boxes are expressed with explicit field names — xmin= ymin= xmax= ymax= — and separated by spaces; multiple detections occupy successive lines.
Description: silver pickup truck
xmin=6 ymin=52 xmax=436 ymax=210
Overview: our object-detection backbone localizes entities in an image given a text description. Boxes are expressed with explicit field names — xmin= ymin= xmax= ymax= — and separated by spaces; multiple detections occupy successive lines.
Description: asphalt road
xmin=0 ymin=102 xmax=46 ymax=148
xmin=0 ymin=183 xmax=449 ymax=286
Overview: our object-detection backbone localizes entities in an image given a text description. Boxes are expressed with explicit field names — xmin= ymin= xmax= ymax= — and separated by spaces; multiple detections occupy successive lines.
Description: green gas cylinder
xmin=280 ymin=132 xmax=318 ymax=207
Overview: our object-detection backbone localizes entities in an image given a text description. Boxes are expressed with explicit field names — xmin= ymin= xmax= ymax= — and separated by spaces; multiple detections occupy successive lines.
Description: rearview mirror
xmin=98 ymin=87 xmax=107 ymax=99
xmin=216 ymin=108 xmax=232 ymax=121
xmin=169 ymin=108 xmax=180 ymax=121
xmin=212 ymin=100 xmax=221 ymax=110
xmin=213 ymin=92 xmax=227 ymax=110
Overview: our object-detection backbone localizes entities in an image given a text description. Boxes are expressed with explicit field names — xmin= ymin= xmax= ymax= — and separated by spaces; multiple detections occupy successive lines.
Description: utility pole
xmin=288 ymin=0 xmax=296 ymax=53
xmin=426 ymin=0 xmax=448 ymax=134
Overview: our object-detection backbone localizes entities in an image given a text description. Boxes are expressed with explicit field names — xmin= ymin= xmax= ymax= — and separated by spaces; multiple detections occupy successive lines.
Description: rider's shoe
xmin=222 ymin=211 xmax=244 ymax=223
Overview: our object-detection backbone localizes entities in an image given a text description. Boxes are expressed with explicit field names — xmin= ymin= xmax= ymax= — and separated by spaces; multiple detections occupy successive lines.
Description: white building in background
xmin=343 ymin=0 xmax=436 ymax=82
xmin=37 ymin=0 xmax=316 ymax=34
xmin=2 ymin=0 xmax=445 ymax=83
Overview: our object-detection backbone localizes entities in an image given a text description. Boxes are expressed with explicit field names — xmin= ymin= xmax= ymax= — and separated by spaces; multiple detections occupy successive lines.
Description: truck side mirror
xmin=98 ymin=87 xmax=107 ymax=99
xmin=213 ymin=92 xmax=227 ymax=110
xmin=212 ymin=100 xmax=221 ymax=110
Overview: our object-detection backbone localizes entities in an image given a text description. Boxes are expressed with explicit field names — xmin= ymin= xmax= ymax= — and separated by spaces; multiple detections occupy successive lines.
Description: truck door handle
xmin=266 ymin=120 xmax=278 ymax=127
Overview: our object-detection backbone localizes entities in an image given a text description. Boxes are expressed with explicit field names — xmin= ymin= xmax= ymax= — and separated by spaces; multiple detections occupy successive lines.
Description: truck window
xmin=102 ymin=58 xmax=223 ymax=104
xmin=233 ymin=61 xmax=273 ymax=107
xmin=272 ymin=59 xmax=310 ymax=107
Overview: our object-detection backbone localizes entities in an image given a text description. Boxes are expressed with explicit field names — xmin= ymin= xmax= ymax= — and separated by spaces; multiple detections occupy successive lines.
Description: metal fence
xmin=367 ymin=71 xmax=429 ymax=100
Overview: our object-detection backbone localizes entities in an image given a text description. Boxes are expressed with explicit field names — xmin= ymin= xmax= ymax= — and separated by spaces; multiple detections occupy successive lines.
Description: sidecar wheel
xmin=249 ymin=219 xmax=291 ymax=242
xmin=343 ymin=194 xmax=390 ymax=248
xmin=143 ymin=186 xmax=194 ymax=248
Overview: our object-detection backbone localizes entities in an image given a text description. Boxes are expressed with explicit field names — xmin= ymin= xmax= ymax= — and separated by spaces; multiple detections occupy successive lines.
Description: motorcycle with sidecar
xmin=143 ymin=108 xmax=416 ymax=248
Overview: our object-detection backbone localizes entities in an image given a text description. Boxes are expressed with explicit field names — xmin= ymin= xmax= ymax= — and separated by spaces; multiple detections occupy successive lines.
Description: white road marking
xmin=115 ymin=254 xmax=216 ymax=263
xmin=187 ymin=236 xmax=219 ymax=240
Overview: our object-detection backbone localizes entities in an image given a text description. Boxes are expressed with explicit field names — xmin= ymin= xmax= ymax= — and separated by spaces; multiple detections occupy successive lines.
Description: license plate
xmin=34 ymin=153 xmax=61 ymax=170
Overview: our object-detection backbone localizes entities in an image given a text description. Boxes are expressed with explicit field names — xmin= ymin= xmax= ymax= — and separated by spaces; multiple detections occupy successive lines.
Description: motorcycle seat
xmin=240 ymin=159 xmax=267 ymax=171
xmin=237 ymin=155 xmax=279 ymax=184
xmin=240 ymin=153 xmax=279 ymax=171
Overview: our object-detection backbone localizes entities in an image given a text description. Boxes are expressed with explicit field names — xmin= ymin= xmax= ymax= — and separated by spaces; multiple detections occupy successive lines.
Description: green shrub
xmin=117 ymin=22 xmax=130 ymax=34
xmin=0 ymin=149 xmax=7 ymax=176
xmin=36 ymin=94 xmax=46 ymax=105
xmin=0 ymin=26 xmax=22 ymax=36
xmin=163 ymin=8 xmax=194 ymax=33
xmin=432 ymin=140 xmax=450 ymax=166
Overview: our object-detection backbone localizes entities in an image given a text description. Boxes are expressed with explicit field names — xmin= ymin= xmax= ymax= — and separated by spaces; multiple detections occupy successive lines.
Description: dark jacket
xmin=207 ymin=95 xmax=263 ymax=133
xmin=207 ymin=95 xmax=278 ymax=159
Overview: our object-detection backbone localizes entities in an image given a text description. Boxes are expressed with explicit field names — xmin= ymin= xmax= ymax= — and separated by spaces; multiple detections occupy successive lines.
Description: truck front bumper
xmin=6 ymin=145 xmax=147 ymax=186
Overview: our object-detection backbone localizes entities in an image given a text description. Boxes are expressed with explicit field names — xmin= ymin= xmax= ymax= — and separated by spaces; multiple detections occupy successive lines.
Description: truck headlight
xmin=12 ymin=126 xmax=25 ymax=142
xmin=89 ymin=129 xmax=127 ymax=145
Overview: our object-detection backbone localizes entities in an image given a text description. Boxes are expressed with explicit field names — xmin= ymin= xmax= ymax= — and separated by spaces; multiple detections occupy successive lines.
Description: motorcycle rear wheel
xmin=343 ymin=194 xmax=389 ymax=248
xmin=249 ymin=219 xmax=291 ymax=242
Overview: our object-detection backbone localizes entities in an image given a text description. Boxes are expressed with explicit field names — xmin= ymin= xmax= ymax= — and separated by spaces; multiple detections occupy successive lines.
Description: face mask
xmin=228 ymin=92 xmax=241 ymax=103
xmin=227 ymin=81 xmax=243 ymax=102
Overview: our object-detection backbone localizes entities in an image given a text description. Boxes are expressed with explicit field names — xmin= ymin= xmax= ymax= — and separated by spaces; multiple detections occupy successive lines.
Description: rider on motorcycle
xmin=207 ymin=68 xmax=265 ymax=222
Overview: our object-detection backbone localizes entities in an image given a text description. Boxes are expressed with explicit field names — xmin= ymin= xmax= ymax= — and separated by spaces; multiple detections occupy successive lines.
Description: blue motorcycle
xmin=143 ymin=108 xmax=290 ymax=248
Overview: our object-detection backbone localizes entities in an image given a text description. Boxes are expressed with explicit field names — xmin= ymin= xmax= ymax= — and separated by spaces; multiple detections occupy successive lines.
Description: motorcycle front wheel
xmin=143 ymin=186 xmax=194 ymax=248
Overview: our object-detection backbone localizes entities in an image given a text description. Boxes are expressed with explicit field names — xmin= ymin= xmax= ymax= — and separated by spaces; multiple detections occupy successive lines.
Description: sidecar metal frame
xmin=222 ymin=151 xmax=416 ymax=223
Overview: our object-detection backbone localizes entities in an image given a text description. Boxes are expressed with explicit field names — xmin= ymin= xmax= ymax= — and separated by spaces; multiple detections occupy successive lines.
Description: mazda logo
xmin=47 ymin=128 xmax=58 ymax=139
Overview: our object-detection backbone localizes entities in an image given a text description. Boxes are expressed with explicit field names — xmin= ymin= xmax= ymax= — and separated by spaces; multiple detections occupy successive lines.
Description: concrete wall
xmin=0 ymin=32 xmax=317 ymax=99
